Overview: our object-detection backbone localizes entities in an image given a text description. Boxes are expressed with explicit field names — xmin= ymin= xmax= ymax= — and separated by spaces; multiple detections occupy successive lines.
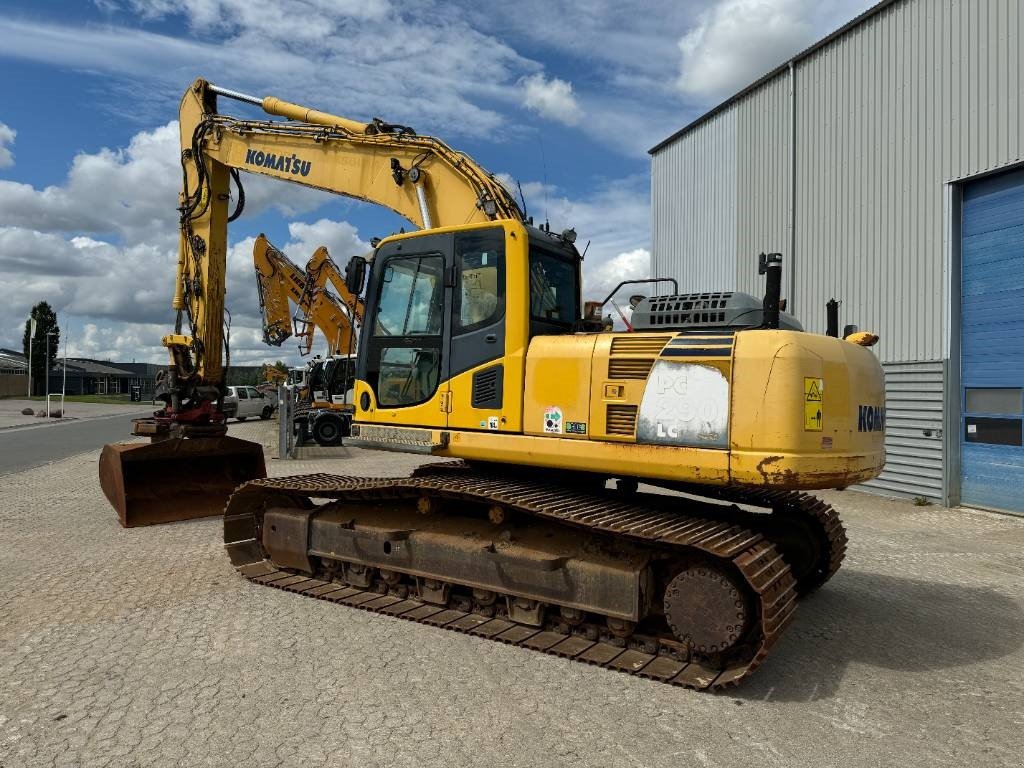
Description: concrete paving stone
xmin=1 ymin=419 xmax=1023 ymax=766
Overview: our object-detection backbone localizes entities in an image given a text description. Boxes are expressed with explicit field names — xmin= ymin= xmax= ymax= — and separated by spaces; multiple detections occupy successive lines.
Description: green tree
xmin=22 ymin=302 xmax=60 ymax=396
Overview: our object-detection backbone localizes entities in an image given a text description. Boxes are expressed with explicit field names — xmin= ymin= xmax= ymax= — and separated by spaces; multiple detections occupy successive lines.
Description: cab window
xmin=455 ymin=229 xmax=504 ymax=332
xmin=374 ymin=255 xmax=444 ymax=337
xmin=237 ymin=388 xmax=248 ymax=400
xmin=373 ymin=254 xmax=445 ymax=407
xmin=528 ymin=245 xmax=578 ymax=327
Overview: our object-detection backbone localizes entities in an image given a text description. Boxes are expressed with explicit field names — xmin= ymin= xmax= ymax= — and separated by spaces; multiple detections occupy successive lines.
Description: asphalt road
xmin=0 ymin=413 xmax=139 ymax=475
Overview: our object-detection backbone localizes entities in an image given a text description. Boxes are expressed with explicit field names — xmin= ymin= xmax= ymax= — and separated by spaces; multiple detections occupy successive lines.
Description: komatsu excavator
xmin=253 ymin=234 xmax=362 ymax=444
xmin=99 ymin=78 xmax=886 ymax=690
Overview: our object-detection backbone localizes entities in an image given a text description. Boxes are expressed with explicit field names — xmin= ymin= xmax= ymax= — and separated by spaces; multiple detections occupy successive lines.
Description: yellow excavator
xmin=253 ymin=234 xmax=362 ymax=444
xmin=253 ymin=234 xmax=361 ymax=358
xmin=99 ymin=78 xmax=885 ymax=690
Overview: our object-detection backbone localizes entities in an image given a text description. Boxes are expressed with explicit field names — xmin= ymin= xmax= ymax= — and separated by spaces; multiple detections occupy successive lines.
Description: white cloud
xmin=676 ymin=0 xmax=877 ymax=102
xmin=0 ymin=122 xmax=14 ymax=168
xmin=0 ymin=121 xmax=362 ymax=364
xmin=0 ymin=5 xmax=532 ymax=138
xmin=586 ymin=248 xmax=653 ymax=300
xmin=284 ymin=219 xmax=369 ymax=262
xmin=110 ymin=0 xmax=392 ymax=31
xmin=677 ymin=0 xmax=814 ymax=100
xmin=520 ymin=73 xmax=583 ymax=126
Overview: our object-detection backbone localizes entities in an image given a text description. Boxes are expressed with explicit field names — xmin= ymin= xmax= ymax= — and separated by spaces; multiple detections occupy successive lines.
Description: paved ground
xmin=0 ymin=400 xmax=153 ymax=431
xmin=0 ymin=414 xmax=151 ymax=476
xmin=1 ymin=419 xmax=1022 ymax=767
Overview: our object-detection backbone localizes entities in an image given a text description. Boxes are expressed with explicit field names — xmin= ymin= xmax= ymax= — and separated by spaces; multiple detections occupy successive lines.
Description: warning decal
xmin=804 ymin=377 xmax=823 ymax=431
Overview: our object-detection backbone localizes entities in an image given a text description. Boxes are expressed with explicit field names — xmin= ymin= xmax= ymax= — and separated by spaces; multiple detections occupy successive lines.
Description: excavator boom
xmin=100 ymin=77 xmax=520 ymax=526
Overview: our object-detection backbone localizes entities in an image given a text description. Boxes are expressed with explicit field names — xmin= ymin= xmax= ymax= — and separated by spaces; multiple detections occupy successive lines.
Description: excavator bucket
xmin=99 ymin=437 xmax=267 ymax=527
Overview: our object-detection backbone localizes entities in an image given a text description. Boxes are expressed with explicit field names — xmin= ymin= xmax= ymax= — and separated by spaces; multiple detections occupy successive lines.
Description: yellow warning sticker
xmin=804 ymin=377 xmax=823 ymax=431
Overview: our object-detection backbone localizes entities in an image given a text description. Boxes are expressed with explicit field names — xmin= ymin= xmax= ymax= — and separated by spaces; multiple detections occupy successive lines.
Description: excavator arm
xmin=100 ymin=77 xmax=524 ymax=526
xmin=252 ymin=234 xmax=362 ymax=357
xmin=166 ymin=78 xmax=523 ymax=415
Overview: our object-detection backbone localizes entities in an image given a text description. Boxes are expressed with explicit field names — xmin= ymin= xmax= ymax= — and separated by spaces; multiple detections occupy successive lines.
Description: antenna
xmin=538 ymin=135 xmax=549 ymax=230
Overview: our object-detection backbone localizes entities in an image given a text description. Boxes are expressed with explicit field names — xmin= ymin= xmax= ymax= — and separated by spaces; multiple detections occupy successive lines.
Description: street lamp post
xmin=27 ymin=316 xmax=36 ymax=397
xmin=45 ymin=329 xmax=57 ymax=414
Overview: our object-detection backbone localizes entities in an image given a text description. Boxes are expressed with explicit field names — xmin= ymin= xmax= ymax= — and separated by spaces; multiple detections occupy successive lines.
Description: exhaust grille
xmin=608 ymin=358 xmax=655 ymax=379
xmin=606 ymin=404 xmax=638 ymax=436
xmin=610 ymin=335 xmax=672 ymax=356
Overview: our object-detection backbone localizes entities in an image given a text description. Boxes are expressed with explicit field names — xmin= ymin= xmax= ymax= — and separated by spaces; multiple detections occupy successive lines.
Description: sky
xmin=0 ymin=0 xmax=875 ymax=366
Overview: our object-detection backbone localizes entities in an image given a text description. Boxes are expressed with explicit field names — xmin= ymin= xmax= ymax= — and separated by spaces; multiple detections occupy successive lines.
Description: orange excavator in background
xmin=252 ymin=234 xmax=364 ymax=444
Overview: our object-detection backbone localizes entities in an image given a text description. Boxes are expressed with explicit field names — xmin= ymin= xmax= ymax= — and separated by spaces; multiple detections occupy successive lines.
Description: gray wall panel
xmin=861 ymin=360 xmax=945 ymax=501
xmin=736 ymin=75 xmax=792 ymax=298
xmin=792 ymin=0 xmax=1023 ymax=361
xmin=651 ymin=106 xmax=737 ymax=292
xmin=654 ymin=0 xmax=1024 ymax=360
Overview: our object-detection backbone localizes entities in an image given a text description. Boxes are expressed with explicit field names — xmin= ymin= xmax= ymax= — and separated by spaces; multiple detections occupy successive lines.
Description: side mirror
xmin=345 ymin=256 xmax=367 ymax=296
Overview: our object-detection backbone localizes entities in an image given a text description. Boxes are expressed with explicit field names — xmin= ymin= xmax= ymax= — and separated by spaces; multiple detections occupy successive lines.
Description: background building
xmin=51 ymin=359 xmax=139 ymax=396
xmin=650 ymin=0 xmax=1023 ymax=512
xmin=0 ymin=348 xmax=28 ymax=397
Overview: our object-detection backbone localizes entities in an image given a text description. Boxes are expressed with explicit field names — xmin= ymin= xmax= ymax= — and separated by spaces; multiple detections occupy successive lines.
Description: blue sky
xmin=0 ymin=0 xmax=873 ymax=365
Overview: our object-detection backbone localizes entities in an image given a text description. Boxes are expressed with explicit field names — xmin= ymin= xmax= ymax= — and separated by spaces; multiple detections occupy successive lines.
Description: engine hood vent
xmin=631 ymin=292 xmax=802 ymax=332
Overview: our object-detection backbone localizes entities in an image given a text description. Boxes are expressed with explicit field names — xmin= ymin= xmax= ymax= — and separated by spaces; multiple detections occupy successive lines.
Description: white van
xmin=223 ymin=385 xmax=274 ymax=421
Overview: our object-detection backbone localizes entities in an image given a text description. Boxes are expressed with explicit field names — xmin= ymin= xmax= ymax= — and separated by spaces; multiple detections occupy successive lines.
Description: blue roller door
xmin=961 ymin=167 xmax=1024 ymax=513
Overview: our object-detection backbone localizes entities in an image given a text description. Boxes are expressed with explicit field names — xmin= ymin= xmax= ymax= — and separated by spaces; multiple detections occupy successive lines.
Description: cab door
xmin=446 ymin=227 xmax=509 ymax=431
xmin=358 ymin=232 xmax=453 ymax=428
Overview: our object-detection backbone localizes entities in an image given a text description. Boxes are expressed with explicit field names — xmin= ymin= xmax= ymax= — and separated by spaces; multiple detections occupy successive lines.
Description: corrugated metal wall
xmin=791 ymin=0 xmax=1023 ymax=363
xmin=650 ymin=106 xmax=737 ymax=292
xmin=652 ymin=0 xmax=1024 ymax=360
xmin=651 ymin=0 xmax=1024 ymax=503
xmin=861 ymin=361 xmax=945 ymax=501
xmin=735 ymin=76 xmax=792 ymax=299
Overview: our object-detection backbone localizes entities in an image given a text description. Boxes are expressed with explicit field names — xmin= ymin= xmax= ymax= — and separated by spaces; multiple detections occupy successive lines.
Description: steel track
xmin=223 ymin=468 xmax=845 ymax=690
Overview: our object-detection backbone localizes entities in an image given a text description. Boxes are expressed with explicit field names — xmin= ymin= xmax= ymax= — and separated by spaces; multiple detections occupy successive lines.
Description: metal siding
xmin=861 ymin=360 xmax=945 ymax=500
xmin=654 ymin=0 xmax=1024 ymax=501
xmin=651 ymin=106 xmax=737 ymax=292
xmin=789 ymin=0 xmax=1023 ymax=362
xmin=659 ymin=0 xmax=1023 ymax=360
xmin=736 ymin=75 xmax=792 ymax=298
